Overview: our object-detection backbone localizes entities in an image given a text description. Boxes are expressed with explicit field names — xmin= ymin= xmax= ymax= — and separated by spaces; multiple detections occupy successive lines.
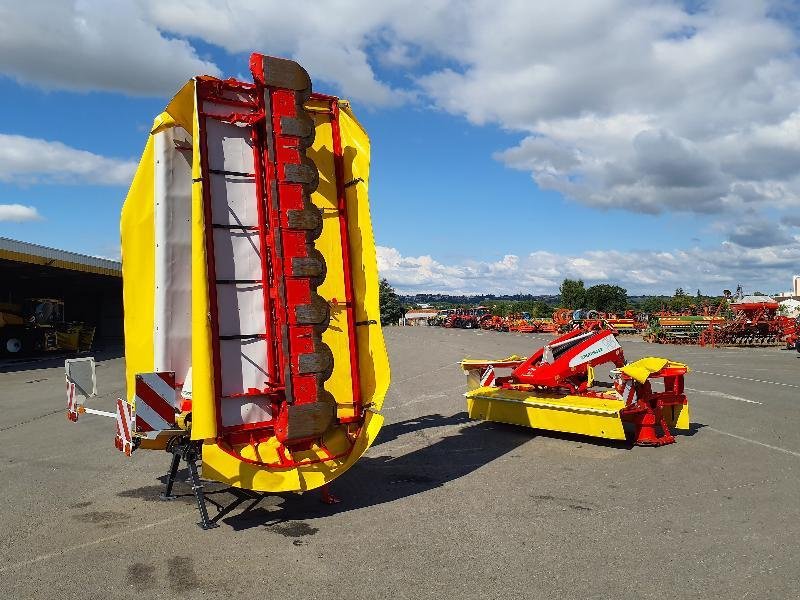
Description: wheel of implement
xmin=4 ymin=337 xmax=22 ymax=354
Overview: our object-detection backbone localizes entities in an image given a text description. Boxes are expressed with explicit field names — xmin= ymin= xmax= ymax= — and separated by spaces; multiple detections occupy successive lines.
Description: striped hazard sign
xmin=66 ymin=378 xmax=79 ymax=422
xmin=480 ymin=366 xmax=496 ymax=387
xmin=115 ymin=398 xmax=134 ymax=456
xmin=134 ymin=372 xmax=177 ymax=434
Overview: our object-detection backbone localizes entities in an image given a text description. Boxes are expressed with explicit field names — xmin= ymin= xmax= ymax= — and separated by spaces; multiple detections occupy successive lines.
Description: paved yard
xmin=1 ymin=327 xmax=798 ymax=599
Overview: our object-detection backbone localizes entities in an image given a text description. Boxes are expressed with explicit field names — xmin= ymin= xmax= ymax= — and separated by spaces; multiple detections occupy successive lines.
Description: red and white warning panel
xmin=480 ymin=366 xmax=496 ymax=388
xmin=134 ymin=371 xmax=178 ymax=434
xmin=67 ymin=365 xmax=178 ymax=456
xmin=66 ymin=378 xmax=79 ymax=422
xmin=114 ymin=397 xmax=134 ymax=457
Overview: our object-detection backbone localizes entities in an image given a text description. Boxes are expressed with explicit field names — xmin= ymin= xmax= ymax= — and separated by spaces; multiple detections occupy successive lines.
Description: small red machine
xmin=505 ymin=328 xmax=624 ymax=393
xmin=462 ymin=328 xmax=691 ymax=446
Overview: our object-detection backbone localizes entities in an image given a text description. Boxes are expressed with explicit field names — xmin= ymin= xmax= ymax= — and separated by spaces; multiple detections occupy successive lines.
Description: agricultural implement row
xmin=699 ymin=299 xmax=790 ymax=347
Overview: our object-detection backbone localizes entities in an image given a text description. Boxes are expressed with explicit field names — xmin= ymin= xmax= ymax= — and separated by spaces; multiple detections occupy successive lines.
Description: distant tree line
xmin=379 ymin=279 xmax=405 ymax=325
xmin=395 ymin=278 xmax=728 ymax=317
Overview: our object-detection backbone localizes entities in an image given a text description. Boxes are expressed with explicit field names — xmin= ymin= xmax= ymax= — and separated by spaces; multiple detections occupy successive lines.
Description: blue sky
xmin=1 ymin=1 xmax=799 ymax=295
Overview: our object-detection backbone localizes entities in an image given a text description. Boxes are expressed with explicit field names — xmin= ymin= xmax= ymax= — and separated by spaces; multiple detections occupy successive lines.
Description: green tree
xmin=559 ymin=278 xmax=586 ymax=309
xmin=584 ymin=284 xmax=628 ymax=313
xmin=530 ymin=300 xmax=554 ymax=318
xmin=378 ymin=279 xmax=405 ymax=325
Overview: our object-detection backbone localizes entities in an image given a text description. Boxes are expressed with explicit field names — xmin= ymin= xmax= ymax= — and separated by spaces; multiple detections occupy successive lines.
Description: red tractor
xmin=445 ymin=306 xmax=491 ymax=329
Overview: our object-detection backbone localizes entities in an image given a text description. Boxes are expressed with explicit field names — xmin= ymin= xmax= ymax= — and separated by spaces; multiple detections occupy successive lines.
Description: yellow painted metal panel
xmin=339 ymin=105 xmax=390 ymax=412
xmin=188 ymin=83 xmax=218 ymax=441
xmin=466 ymin=387 xmax=627 ymax=440
xmin=620 ymin=357 xmax=689 ymax=383
xmin=662 ymin=402 xmax=691 ymax=431
xmin=120 ymin=135 xmax=156 ymax=402
xmin=307 ymin=102 xmax=356 ymax=421
xmin=202 ymin=410 xmax=384 ymax=492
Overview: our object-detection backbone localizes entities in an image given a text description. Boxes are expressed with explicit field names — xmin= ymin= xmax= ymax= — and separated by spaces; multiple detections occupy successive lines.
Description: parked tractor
xmin=0 ymin=298 xmax=94 ymax=356
xmin=445 ymin=306 xmax=490 ymax=329
xmin=429 ymin=308 xmax=455 ymax=326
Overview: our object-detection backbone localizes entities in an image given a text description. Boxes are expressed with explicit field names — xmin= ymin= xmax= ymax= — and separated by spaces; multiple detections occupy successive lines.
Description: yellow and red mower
xmin=64 ymin=54 xmax=389 ymax=528
xmin=461 ymin=327 xmax=691 ymax=446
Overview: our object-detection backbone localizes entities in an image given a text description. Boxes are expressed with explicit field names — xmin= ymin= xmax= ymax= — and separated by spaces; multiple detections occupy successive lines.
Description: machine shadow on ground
xmin=118 ymin=411 xmax=704 ymax=532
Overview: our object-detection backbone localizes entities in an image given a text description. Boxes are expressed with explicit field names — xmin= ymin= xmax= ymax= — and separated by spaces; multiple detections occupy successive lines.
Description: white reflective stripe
xmin=568 ymin=334 xmax=621 ymax=368
xmin=133 ymin=395 xmax=173 ymax=431
xmin=138 ymin=373 xmax=176 ymax=408
xmin=83 ymin=408 xmax=116 ymax=418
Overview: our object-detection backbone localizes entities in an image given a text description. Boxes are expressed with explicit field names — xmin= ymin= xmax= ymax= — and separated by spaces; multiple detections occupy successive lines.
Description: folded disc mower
xmin=461 ymin=328 xmax=690 ymax=446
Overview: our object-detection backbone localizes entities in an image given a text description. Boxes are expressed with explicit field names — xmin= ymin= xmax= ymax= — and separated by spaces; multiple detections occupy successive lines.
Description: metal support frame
xmin=160 ymin=436 xmax=218 ymax=529
xmin=159 ymin=435 xmax=341 ymax=529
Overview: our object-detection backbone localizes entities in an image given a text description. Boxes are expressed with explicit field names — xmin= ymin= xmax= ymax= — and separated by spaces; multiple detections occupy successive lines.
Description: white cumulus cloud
xmin=377 ymin=242 xmax=800 ymax=296
xmin=4 ymin=1 xmax=800 ymax=270
xmin=0 ymin=0 xmax=220 ymax=96
xmin=134 ymin=1 xmax=800 ymax=232
xmin=0 ymin=204 xmax=42 ymax=222
xmin=0 ymin=134 xmax=136 ymax=185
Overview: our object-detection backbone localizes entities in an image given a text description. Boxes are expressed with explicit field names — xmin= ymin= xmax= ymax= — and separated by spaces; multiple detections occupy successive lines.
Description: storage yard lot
xmin=1 ymin=326 xmax=799 ymax=599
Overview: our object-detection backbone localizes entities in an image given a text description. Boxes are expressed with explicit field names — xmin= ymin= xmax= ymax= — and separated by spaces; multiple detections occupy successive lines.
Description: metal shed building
xmin=0 ymin=237 xmax=122 ymax=350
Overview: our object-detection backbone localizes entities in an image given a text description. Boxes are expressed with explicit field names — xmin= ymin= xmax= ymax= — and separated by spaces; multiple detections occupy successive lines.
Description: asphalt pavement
xmin=1 ymin=326 xmax=798 ymax=599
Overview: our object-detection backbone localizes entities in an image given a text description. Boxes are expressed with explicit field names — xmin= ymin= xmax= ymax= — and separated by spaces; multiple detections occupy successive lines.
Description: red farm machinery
xmin=700 ymin=296 xmax=790 ymax=347
xmin=461 ymin=325 xmax=692 ymax=446
xmin=443 ymin=306 xmax=491 ymax=329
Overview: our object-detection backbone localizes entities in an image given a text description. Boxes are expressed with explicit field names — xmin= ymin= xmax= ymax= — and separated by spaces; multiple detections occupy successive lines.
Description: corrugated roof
xmin=0 ymin=237 xmax=121 ymax=277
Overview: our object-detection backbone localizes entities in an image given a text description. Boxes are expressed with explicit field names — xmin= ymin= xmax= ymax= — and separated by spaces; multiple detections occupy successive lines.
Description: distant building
xmin=775 ymin=275 xmax=800 ymax=300
xmin=403 ymin=309 xmax=438 ymax=326
xmin=0 ymin=237 xmax=122 ymax=352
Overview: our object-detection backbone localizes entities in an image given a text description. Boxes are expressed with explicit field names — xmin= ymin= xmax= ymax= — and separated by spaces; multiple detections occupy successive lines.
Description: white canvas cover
xmin=153 ymin=126 xmax=193 ymax=385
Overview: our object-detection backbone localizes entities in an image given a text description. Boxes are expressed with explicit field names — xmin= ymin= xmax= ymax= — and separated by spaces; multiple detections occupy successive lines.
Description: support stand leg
xmin=160 ymin=450 xmax=182 ymax=501
xmin=185 ymin=451 xmax=218 ymax=530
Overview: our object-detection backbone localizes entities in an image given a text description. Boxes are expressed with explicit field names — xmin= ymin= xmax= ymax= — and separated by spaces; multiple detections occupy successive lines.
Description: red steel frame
xmin=195 ymin=78 xmax=285 ymax=438
xmin=191 ymin=60 xmax=363 ymax=464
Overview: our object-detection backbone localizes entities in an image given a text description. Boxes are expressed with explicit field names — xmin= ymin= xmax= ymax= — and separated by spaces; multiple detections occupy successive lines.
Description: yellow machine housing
xmin=120 ymin=69 xmax=389 ymax=493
